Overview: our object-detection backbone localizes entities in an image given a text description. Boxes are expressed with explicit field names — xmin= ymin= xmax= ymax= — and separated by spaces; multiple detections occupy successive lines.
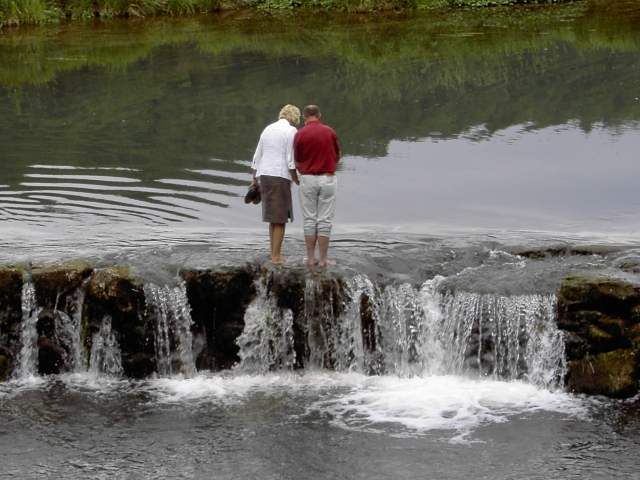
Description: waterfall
xmin=89 ymin=316 xmax=123 ymax=376
xmin=54 ymin=288 xmax=87 ymax=372
xmin=13 ymin=280 xmax=41 ymax=378
xmin=144 ymin=283 xmax=196 ymax=377
xmin=236 ymin=279 xmax=295 ymax=373
xmin=344 ymin=276 xmax=566 ymax=388
xmin=232 ymin=273 xmax=566 ymax=389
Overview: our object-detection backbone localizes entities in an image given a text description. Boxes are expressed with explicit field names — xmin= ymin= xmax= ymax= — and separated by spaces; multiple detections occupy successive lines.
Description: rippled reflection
xmin=0 ymin=3 xmax=639 ymax=238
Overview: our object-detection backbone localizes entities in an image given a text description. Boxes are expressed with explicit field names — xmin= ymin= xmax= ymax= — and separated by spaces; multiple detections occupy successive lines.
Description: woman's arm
xmin=251 ymin=135 xmax=264 ymax=185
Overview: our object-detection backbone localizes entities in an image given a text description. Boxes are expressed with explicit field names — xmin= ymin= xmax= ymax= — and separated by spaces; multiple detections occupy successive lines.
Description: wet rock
xmin=267 ymin=268 xmax=307 ymax=368
xmin=514 ymin=246 xmax=613 ymax=260
xmin=37 ymin=337 xmax=66 ymax=375
xmin=0 ymin=354 xmax=9 ymax=381
xmin=566 ymin=349 xmax=638 ymax=398
xmin=612 ymin=254 xmax=640 ymax=274
xmin=182 ymin=265 xmax=258 ymax=370
xmin=558 ymin=275 xmax=640 ymax=317
xmin=32 ymin=261 xmax=93 ymax=309
xmin=0 ymin=267 xmax=24 ymax=376
xmin=557 ymin=275 xmax=640 ymax=398
xmin=85 ymin=267 xmax=154 ymax=378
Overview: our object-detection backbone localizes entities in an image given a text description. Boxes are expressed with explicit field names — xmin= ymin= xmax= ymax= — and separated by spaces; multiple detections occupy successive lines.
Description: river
xmin=1 ymin=2 xmax=640 ymax=478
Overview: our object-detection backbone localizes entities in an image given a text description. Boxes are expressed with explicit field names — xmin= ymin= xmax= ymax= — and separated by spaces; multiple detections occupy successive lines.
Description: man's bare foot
xmin=304 ymin=257 xmax=318 ymax=268
xmin=271 ymin=256 xmax=287 ymax=265
xmin=318 ymin=259 xmax=336 ymax=269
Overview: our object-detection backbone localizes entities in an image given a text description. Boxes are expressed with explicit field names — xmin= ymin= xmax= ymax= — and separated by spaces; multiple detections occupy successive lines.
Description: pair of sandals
xmin=244 ymin=183 xmax=261 ymax=204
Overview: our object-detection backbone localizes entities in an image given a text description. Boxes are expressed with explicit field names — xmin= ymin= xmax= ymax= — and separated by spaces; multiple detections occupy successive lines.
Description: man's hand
xmin=290 ymin=170 xmax=300 ymax=186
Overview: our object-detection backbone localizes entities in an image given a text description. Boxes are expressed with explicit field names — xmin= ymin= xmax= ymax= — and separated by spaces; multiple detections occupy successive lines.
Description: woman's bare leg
xmin=270 ymin=223 xmax=286 ymax=263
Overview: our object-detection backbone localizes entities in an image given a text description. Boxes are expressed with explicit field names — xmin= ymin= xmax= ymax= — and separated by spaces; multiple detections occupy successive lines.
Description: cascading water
xmin=89 ymin=315 xmax=123 ymax=376
xmin=53 ymin=287 xmax=87 ymax=372
xmin=14 ymin=280 xmax=41 ymax=378
xmin=234 ymin=273 xmax=566 ymax=390
xmin=346 ymin=275 xmax=566 ymax=388
xmin=144 ymin=283 xmax=197 ymax=377
xmin=236 ymin=279 xmax=296 ymax=373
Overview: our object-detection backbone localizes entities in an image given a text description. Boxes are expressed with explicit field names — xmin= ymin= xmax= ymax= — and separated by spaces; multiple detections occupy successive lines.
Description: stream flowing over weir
xmin=1 ymin=259 xmax=639 ymax=475
xmin=4 ymin=267 xmax=566 ymax=390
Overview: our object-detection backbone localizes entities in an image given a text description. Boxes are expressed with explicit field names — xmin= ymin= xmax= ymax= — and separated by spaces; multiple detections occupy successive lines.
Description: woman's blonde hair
xmin=279 ymin=104 xmax=301 ymax=126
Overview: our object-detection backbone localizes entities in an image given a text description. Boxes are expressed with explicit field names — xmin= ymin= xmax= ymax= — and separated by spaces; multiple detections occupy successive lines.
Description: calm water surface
xmin=1 ymin=1 xmax=639 ymax=252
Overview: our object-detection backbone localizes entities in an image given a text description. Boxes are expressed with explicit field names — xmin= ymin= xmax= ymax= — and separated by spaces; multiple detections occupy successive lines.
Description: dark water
xmin=1 ymin=1 xmax=640 ymax=252
xmin=1 ymin=373 xmax=639 ymax=480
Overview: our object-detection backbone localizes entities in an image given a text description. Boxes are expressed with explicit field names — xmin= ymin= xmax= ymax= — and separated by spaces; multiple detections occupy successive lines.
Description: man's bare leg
xmin=270 ymin=223 xmax=286 ymax=264
xmin=304 ymin=234 xmax=318 ymax=267
xmin=318 ymin=235 xmax=331 ymax=268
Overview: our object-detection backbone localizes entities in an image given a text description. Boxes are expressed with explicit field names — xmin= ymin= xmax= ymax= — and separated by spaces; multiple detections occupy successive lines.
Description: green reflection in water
xmin=0 ymin=1 xmax=639 ymax=177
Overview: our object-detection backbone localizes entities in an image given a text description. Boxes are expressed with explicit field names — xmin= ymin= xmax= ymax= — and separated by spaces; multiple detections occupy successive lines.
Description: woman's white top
xmin=251 ymin=118 xmax=297 ymax=181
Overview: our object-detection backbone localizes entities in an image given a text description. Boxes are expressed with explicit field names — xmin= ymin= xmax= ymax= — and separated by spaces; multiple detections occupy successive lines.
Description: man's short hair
xmin=279 ymin=104 xmax=301 ymax=126
xmin=303 ymin=105 xmax=321 ymax=119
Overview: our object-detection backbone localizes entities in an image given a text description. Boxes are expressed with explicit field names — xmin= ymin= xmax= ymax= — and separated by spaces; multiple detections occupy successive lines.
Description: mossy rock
xmin=182 ymin=265 xmax=258 ymax=370
xmin=32 ymin=261 xmax=93 ymax=308
xmin=84 ymin=267 xmax=151 ymax=378
xmin=566 ymin=348 xmax=638 ymax=398
xmin=558 ymin=275 xmax=640 ymax=316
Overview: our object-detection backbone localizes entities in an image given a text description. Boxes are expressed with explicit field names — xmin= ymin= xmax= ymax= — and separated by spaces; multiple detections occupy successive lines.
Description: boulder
xmin=0 ymin=267 xmax=24 ymax=376
xmin=37 ymin=337 xmax=66 ymax=375
xmin=182 ymin=265 xmax=258 ymax=370
xmin=566 ymin=349 xmax=638 ymax=398
xmin=32 ymin=261 xmax=93 ymax=309
xmin=84 ymin=267 xmax=154 ymax=378
xmin=557 ymin=275 xmax=640 ymax=398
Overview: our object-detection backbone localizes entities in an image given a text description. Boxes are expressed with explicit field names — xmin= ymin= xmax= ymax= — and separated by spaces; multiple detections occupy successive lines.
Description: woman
xmin=250 ymin=104 xmax=301 ymax=264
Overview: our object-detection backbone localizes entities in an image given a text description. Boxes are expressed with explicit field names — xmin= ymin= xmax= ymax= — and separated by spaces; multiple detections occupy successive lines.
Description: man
xmin=294 ymin=105 xmax=340 ymax=268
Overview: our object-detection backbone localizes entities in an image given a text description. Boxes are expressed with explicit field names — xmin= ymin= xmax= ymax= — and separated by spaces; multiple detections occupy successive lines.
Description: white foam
xmin=311 ymin=375 xmax=587 ymax=442
xmin=143 ymin=371 xmax=362 ymax=404
xmin=140 ymin=372 xmax=586 ymax=441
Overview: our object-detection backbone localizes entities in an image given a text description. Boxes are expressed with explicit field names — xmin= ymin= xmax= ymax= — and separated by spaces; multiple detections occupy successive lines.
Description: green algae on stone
xmin=32 ymin=261 xmax=93 ymax=308
xmin=567 ymin=348 xmax=638 ymax=398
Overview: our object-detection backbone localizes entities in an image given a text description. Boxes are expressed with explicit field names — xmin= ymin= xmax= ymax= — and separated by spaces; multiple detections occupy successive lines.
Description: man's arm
xmin=333 ymin=131 xmax=341 ymax=162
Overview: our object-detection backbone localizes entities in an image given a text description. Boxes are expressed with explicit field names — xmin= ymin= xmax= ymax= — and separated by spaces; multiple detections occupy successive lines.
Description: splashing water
xmin=144 ymin=283 xmax=196 ymax=377
xmin=336 ymin=275 xmax=566 ymax=388
xmin=89 ymin=316 xmax=123 ymax=376
xmin=14 ymin=280 xmax=41 ymax=379
xmin=236 ymin=279 xmax=296 ymax=373
xmin=54 ymin=288 xmax=87 ymax=372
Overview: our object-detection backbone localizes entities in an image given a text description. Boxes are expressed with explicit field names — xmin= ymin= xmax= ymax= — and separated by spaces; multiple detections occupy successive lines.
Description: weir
xmin=0 ymin=263 xmax=637 ymax=397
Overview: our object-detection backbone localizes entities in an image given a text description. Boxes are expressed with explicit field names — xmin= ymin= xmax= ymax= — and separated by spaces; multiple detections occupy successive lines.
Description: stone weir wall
xmin=1 ymin=263 xmax=639 ymax=398
xmin=0 ymin=263 xmax=350 ymax=380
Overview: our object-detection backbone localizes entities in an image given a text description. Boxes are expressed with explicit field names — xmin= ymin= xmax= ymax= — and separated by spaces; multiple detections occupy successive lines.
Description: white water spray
xmin=89 ymin=316 xmax=123 ymax=376
xmin=14 ymin=280 xmax=41 ymax=378
xmin=236 ymin=279 xmax=296 ymax=373
xmin=144 ymin=283 xmax=197 ymax=377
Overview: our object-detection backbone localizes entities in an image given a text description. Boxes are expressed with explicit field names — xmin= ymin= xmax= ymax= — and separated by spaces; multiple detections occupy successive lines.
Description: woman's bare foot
xmin=271 ymin=256 xmax=287 ymax=265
